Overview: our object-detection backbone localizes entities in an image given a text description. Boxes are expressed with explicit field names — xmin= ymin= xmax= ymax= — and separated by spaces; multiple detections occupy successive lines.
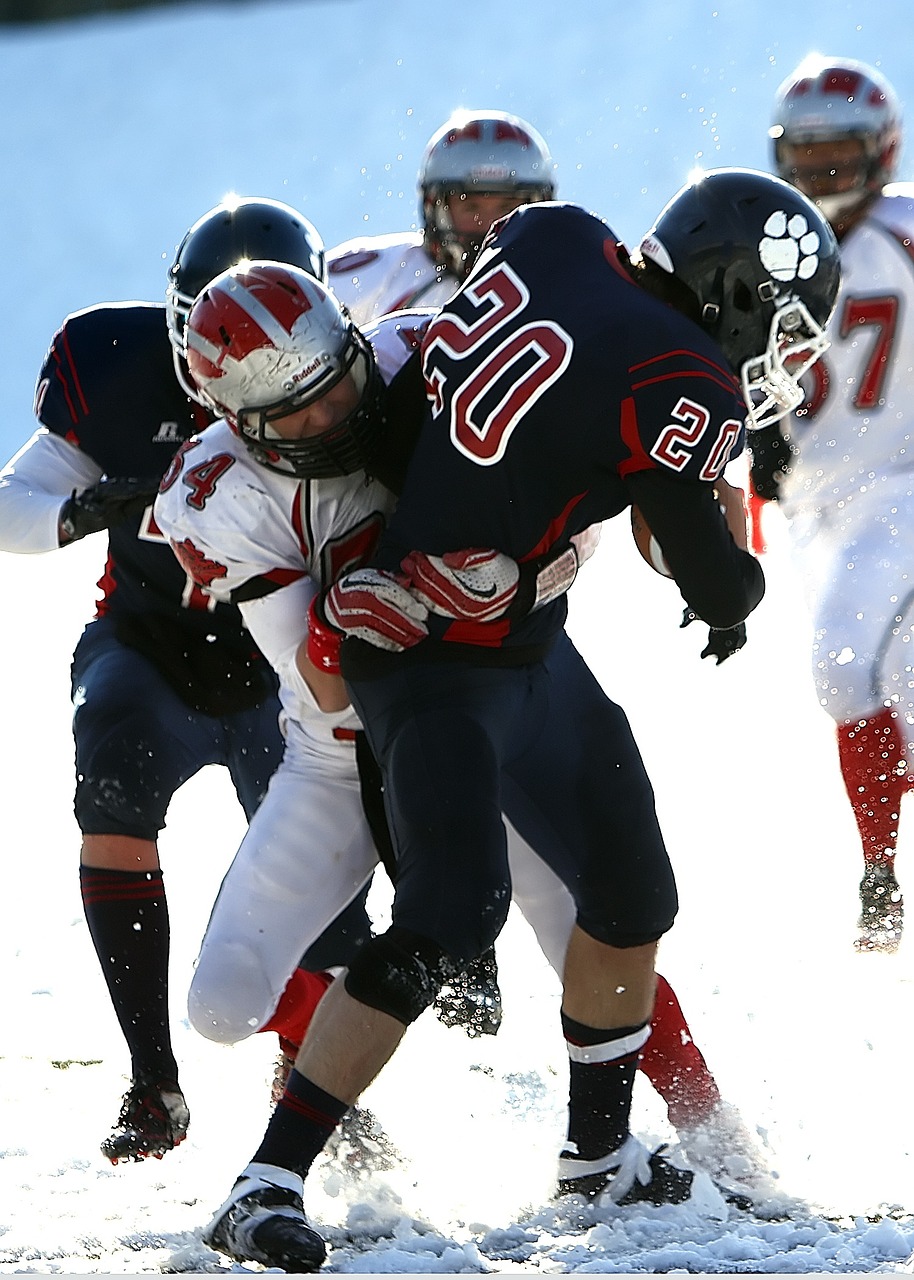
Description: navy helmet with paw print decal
xmin=635 ymin=166 xmax=840 ymax=428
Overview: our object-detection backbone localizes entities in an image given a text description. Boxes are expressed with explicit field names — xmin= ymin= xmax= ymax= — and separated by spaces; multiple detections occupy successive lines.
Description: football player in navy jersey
xmin=197 ymin=169 xmax=839 ymax=1268
xmin=0 ymin=196 xmax=375 ymax=1165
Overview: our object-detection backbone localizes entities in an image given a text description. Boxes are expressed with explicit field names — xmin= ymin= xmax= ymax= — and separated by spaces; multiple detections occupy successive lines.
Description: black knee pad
xmin=344 ymin=926 xmax=461 ymax=1026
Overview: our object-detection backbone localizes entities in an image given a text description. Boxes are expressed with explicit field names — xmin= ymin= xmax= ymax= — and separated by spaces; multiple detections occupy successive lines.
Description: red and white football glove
xmin=401 ymin=548 xmax=521 ymax=622
xmin=315 ymin=567 xmax=429 ymax=655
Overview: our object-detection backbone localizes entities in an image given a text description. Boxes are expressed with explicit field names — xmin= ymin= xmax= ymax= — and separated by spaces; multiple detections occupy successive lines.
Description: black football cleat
xmin=556 ymin=1135 xmax=695 ymax=1206
xmin=204 ymin=1165 xmax=326 ymax=1272
xmin=101 ymin=1075 xmax=189 ymax=1163
xmin=855 ymin=865 xmax=903 ymax=953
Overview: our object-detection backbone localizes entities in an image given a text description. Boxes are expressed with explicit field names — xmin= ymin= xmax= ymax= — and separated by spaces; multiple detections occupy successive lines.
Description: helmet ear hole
xmin=732 ymin=279 xmax=754 ymax=313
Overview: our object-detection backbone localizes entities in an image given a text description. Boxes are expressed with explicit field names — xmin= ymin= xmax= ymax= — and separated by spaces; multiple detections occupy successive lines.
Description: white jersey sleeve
xmin=327 ymin=232 xmax=458 ymax=327
xmin=0 ymin=429 xmax=103 ymax=553
xmin=364 ymin=306 xmax=436 ymax=386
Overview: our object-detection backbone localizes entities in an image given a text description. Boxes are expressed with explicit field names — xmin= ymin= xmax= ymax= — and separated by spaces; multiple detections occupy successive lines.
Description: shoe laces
xmin=558 ymin=1133 xmax=655 ymax=1203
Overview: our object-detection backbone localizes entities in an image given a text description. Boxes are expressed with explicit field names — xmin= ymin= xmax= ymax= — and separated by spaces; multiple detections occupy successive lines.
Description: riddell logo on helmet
xmin=470 ymin=164 xmax=513 ymax=183
xmin=284 ymin=356 xmax=323 ymax=390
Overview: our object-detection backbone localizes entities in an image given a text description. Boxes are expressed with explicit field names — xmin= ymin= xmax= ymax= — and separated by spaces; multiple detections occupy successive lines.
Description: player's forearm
xmin=239 ymin=581 xmax=351 ymax=715
xmin=0 ymin=475 xmax=69 ymax=552
xmin=626 ymin=469 xmax=765 ymax=629
xmin=0 ymin=430 xmax=104 ymax=553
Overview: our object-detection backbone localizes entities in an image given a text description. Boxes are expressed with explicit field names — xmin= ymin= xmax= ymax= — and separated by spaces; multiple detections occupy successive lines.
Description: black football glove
xmin=59 ymin=477 xmax=161 ymax=544
xmin=680 ymin=607 xmax=748 ymax=666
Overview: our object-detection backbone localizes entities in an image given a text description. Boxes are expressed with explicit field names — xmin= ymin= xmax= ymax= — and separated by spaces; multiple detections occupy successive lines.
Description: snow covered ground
xmin=3 ymin=0 xmax=914 ymax=1273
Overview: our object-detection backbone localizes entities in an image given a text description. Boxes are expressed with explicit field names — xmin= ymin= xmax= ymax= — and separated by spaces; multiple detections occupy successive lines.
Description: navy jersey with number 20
xmin=377 ymin=202 xmax=749 ymax=651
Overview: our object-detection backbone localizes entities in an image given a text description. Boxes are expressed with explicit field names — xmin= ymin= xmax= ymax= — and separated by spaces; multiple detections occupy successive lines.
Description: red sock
xmin=639 ymin=973 xmax=722 ymax=1129
xmin=261 ymin=968 xmax=334 ymax=1049
xmin=836 ymin=707 xmax=908 ymax=870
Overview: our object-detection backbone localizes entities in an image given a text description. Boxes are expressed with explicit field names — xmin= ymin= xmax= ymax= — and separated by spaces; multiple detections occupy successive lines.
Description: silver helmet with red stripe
xmin=770 ymin=56 xmax=901 ymax=226
xmin=419 ymin=109 xmax=556 ymax=278
xmin=184 ymin=261 xmax=384 ymax=478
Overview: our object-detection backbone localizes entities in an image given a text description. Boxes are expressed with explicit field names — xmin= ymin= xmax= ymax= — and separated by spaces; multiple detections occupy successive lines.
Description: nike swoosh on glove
xmin=401 ymin=548 xmax=520 ymax=622
xmin=323 ymin=567 xmax=429 ymax=652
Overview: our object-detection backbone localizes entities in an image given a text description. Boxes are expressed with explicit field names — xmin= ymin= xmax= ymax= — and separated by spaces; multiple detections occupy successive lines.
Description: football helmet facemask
xmin=184 ymin=261 xmax=384 ymax=479
xmin=419 ymin=109 xmax=556 ymax=279
xmin=637 ymin=166 xmax=840 ymax=429
xmin=167 ymin=196 xmax=326 ymax=402
xmin=769 ymin=56 xmax=901 ymax=226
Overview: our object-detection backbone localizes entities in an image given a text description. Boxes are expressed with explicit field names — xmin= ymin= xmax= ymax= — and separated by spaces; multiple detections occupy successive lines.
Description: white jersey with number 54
xmin=153 ymin=310 xmax=430 ymax=734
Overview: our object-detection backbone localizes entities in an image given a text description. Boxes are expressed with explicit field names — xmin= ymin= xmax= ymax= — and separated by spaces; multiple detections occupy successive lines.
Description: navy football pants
xmin=345 ymin=630 xmax=678 ymax=962
xmin=70 ymin=615 xmax=283 ymax=837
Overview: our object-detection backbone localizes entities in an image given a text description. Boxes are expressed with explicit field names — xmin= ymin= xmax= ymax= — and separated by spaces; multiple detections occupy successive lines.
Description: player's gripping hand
xmin=680 ymin=607 xmax=748 ymax=666
xmin=59 ymin=477 xmax=161 ymax=544
xmin=401 ymin=548 xmax=521 ymax=622
xmin=318 ymin=567 xmax=429 ymax=654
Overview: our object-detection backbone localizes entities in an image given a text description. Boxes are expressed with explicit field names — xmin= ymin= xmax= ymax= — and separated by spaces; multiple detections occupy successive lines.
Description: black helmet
xmin=166 ymin=196 xmax=326 ymax=400
xmin=637 ymin=167 xmax=840 ymax=428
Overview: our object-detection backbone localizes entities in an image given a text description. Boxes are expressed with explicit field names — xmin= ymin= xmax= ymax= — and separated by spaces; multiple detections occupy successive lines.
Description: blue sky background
xmin=1 ymin=0 xmax=909 ymax=461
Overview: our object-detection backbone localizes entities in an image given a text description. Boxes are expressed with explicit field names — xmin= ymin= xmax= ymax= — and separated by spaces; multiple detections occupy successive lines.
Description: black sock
xmin=80 ymin=865 xmax=178 ymax=1083
xmin=562 ymin=1013 xmax=650 ymax=1160
xmin=252 ymin=1069 xmax=349 ymax=1177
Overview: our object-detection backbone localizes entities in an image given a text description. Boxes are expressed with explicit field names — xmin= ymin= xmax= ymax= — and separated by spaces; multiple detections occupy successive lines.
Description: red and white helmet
xmin=419 ymin=109 xmax=556 ymax=278
xmin=185 ymin=261 xmax=384 ymax=479
xmin=769 ymin=56 xmax=901 ymax=225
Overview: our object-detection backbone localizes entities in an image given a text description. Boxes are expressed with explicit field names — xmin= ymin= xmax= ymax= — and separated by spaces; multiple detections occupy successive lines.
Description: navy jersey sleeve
xmin=625 ymin=468 xmax=764 ymax=628
xmin=615 ymin=338 xmax=747 ymax=486
xmin=33 ymin=303 xmax=199 ymax=478
xmin=35 ymin=314 xmax=104 ymax=459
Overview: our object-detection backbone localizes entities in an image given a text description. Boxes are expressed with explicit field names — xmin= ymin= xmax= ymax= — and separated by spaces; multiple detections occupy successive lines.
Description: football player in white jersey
xmin=326 ymin=109 xmax=556 ymax=325
xmin=752 ymin=56 xmax=912 ymax=953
